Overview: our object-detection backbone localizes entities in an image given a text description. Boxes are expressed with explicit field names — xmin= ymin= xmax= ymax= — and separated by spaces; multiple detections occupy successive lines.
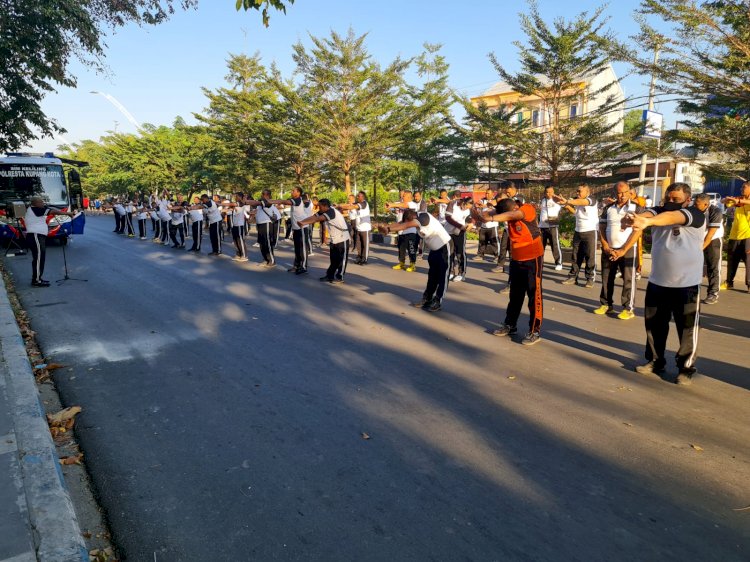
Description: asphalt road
xmin=4 ymin=215 xmax=750 ymax=561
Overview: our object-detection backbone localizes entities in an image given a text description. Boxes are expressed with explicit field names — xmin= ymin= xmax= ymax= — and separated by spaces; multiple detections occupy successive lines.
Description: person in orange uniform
xmin=472 ymin=197 xmax=545 ymax=345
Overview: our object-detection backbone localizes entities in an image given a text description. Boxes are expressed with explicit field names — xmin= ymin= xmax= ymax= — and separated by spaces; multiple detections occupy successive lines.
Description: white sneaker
xmin=554 ymin=264 xmax=563 ymax=271
xmin=252 ymin=242 xmax=260 ymax=247
xmin=453 ymin=275 xmax=463 ymax=282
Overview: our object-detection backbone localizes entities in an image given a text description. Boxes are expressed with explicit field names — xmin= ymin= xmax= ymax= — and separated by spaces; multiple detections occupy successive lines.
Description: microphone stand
xmin=52 ymin=214 xmax=88 ymax=285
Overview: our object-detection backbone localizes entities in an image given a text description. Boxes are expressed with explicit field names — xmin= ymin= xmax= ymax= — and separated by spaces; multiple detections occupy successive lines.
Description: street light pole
xmin=638 ymin=47 xmax=661 ymax=195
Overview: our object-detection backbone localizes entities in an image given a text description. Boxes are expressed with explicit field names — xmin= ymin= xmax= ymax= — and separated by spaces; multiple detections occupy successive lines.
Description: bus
xmin=0 ymin=153 xmax=86 ymax=243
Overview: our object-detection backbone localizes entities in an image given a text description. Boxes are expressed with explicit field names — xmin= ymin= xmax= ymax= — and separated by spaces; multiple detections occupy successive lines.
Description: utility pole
xmin=638 ymin=46 xmax=661 ymax=195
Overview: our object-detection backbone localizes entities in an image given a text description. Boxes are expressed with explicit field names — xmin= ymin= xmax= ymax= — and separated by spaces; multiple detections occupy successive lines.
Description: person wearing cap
xmin=24 ymin=197 xmax=76 ymax=287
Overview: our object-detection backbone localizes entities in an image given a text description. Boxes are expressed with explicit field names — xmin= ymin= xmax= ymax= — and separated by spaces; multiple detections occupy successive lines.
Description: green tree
xmin=195 ymin=54 xmax=277 ymax=192
xmin=274 ymin=29 xmax=415 ymax=196
xmin=234 ymin=0 xmax=293 ymax=26
xmin=489 ymin=1 xmax=628 ymax=186
xmin=0 ymin=0 xmax=196 ymax=152
xmin=623 ymin=109 xmax=644 ymax=138
xmin=633 ymin=0 xmax=750 ymax=179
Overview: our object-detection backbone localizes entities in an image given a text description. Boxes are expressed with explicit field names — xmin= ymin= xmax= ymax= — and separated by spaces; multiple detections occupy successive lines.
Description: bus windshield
xmin=0 ymin=164 xmax=68 ymax=206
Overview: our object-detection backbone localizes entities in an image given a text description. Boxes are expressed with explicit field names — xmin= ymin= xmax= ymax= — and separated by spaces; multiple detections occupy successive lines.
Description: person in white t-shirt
xmin=135 ymin=198 xmax=149 ymax=239
xmin=186 ymin=196 xmax=205 ymax=252
xmin=380 ymin=209 xmax=451 ymax=311
xmin=538 ymin=185 xmax=563 ymax=270
xmin=445 ymin=194 xmax=473 ymax=282
xmin=556 ymin=184 xmax=599 ymax=287
xmin=386 ymin=191 xmax=419 ymax=271
xmin=249 ymin=189 xmax=277 ymax=267
xmin=622 ymin=182 xmax=706 ymax=386
xmin=594 ymin=182 xmax=644 ymax=319
xmin=298 ymin=199 xmax=350 ymax=283
xmin=200 ymin=193 xmax=224 ymax=255
xmin=24 ymin=197 xmax=76 ymax=287
xmin=693 ymin=193 xmax=725 ymax=304
xmin=339 ymin=191 xmax=372 ymax=265
xmin=269 ymin=187 xmax=310 ymax=274
xmin=227 ymin=192 xmax=249 ymax=261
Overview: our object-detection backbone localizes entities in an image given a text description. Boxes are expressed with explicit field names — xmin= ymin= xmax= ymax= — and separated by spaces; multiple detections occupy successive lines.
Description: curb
xmin=0 ymin=276 xmax=88 ymax=562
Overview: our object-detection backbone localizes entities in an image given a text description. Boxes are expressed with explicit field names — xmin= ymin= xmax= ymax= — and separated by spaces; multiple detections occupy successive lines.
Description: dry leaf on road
xmin=59 ymin=454 xmax=83 ymax=465
xmin=46 ymin=362 xmax=67 ymax=371
xmin=361 ymin=432 xmax=371 ymax=440
xmin=47 ymin=406 xmax=82 ymax=427
xmin=690 ymin=444 xmax=703 ymax=452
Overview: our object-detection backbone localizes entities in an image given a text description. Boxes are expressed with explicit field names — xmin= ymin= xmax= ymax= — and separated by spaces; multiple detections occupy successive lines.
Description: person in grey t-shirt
xmin=621 ymin=182 xmax=706 ymax=386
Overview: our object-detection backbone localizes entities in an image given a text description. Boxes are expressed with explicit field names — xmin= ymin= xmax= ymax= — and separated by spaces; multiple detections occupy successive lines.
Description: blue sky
xmin=26 ymin=0 xmax=666 ymax=152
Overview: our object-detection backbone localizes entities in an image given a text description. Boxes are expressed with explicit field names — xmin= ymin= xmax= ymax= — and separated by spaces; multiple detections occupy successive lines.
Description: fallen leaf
xmin=361 ymin=432 xmax=371 ymax=440
xmin=623 ymin=422 xmax=633 ymax=427
xmin=508 ymin=376 xmax=516 ymax=380
xmin=59 ymin=454 xmax=83 ymax=465
xmin=690 ymin=444 xmax=703 ymax=452
xmin=732 ymin=505 xmax=750 ymax=512
xmin=46 ymin=362 xmax=66 ymax=371
xmin=82 ymin=531 xmax=92 ymax=539
xmin=47 ymin=406 xmax=82 ymax=427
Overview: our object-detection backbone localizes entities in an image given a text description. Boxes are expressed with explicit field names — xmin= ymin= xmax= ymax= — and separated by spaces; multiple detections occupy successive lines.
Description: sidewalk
xmin=0 ymin=274 xmax=87 ymax=562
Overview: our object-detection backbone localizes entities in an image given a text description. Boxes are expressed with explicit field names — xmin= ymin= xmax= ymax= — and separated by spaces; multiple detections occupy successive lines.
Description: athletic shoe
xmin=521 ymin=332 xmax=541 ymax=346
xmin=615 ymin=270 xmax=622 ymax=278
xmin=584 ymin=279 xmax=595 ymax=288
xmin=449 ymin=274 xmax=455 ymax=281
xmin=562 ymin=277 xmax=577 ymax=285
xmin=491 ymin=265 xmax=504 ymax=273
xmin=180 ymin=244 xmax=185 ymax=248
xmin=411 ymin=298 xmax=429 ymax=308
xmin=359 ymin=260 xmax=368 ymax=265
xmin=453 ymin=275 xmax=463 ymax=282
xmin=635 ymin=272 xmax=642 ymax=280
xmin=392 ymin=263 xmax=405 ymax=271
xmin=593 ymin=305 xmax=612 ymax=315
xmin=554 ymin=264 xmax=563 ymax=271
xmin=330 ymin=278 xmax=344 ymax=285
xmin=319 ymin=276 xmax=332 ymax=282
xmin=675 ymin=371 xmax=693 ymax=386
xmin=491 ymin=324 xmax=517 ymax=337
xmin=287 ymin=267 xmax=298 ymax=272
xmin=208 ymin=252 xmax=221 ymax=256
xmin=172 ymin=244 xmax=180 ymax=248
xmin=720 ymin=282 xmax=731 ymax=290
xmin=252 ymin=242 xmax=260 ymax=247
xmin=235 ymin=257 xmax=249 ymax=262
xmin=295 ymin=268 xmax=308 ymax=275
xmin=406 ymin=264 xmax=416 ymax=272
xmin=140 ymin=237 xmax=147 ymax=240
xmin=308 ymin=251 xmax=315 ymax=256
xmin=425 ymin=299 xmax=442 ymax=312
xmin=262 ymin=262 xmax=275 ymax=268
xmin=31 ymin=280 xmax=50 ymax=288
xmin=635 ymin=362 xmax=665 ymax=376
xmin=471 ymin=255 xmax=484 ymax=262
xmin=499 ymin=284 xmax=510 ymax=294
xmin=128 ymin=234 xmax=135 ymax=238
xmin=618 ymin=309 xmax=635 ymax=320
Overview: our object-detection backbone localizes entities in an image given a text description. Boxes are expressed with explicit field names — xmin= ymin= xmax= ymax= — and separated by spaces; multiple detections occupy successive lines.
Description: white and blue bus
xmin=0 ymin=152 xmax=86 ymax=241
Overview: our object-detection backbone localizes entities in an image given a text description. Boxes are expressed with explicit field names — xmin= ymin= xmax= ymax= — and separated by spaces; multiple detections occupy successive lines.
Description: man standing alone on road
xmin=24 ymin=197 xmax=76 ymax=287
xmin=623 ymin=182 xmax=706 ymax=386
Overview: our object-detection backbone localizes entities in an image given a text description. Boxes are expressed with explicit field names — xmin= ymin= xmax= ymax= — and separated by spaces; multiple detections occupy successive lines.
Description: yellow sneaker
xmin=406 ymin=263 xmax=416 ymax=272
xmin=618 ymin=309 xmax=635 ymax=320
xmin=720 ymin=282 xmax=730 ymax=290
xmin=392 ymin=263 xmax=405 ymax=270
xmin=593 ymin=305 xmax=611 ymax=315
